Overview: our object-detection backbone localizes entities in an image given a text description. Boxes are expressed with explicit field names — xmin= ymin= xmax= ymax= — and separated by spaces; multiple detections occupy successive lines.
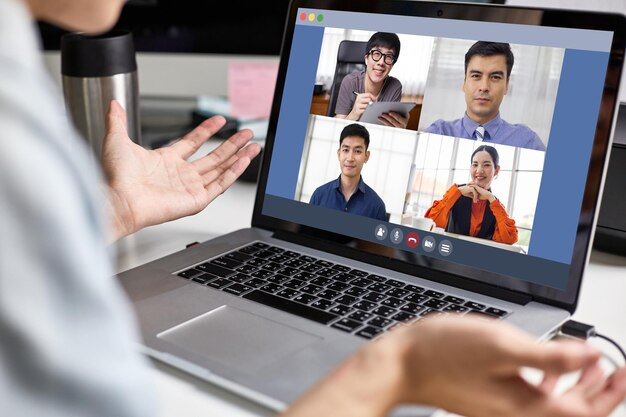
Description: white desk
xmin=115 ymin=172 xmax=626 ymax=417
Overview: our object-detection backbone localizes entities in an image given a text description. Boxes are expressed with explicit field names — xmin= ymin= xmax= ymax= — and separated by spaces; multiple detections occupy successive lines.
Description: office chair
xmin=327 ymin=40 xmax=367 ymax=117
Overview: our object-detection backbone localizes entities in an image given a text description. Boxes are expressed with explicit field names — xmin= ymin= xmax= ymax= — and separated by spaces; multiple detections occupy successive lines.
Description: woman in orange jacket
xmin=425 ymin=145 xmax=518 ymax=244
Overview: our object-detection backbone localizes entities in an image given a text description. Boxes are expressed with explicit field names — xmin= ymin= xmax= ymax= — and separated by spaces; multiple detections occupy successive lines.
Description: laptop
xmin=117 ymin=0 xmax=626 ymax=413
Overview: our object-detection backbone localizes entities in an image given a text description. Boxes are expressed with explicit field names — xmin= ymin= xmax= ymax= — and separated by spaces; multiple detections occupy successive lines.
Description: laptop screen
xmin=254 ymin=1 xmax=625 ymax=309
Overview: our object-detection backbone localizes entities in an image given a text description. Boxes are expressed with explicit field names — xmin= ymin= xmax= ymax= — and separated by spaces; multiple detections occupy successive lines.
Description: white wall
xmin=43 ymin=52 xmax=279 ymax=97
xmin=506 ymin=0 xmax=626 ymax=103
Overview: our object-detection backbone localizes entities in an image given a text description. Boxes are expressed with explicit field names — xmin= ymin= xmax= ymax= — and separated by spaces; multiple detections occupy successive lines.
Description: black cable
xmin=560 ymin=320 xmax=626 ymax=364
xmin=595 ymin=332 xmax=626 ymax=363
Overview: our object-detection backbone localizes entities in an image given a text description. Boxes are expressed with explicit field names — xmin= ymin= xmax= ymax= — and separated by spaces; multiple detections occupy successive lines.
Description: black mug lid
xmin=61 ymin=30 xmax=137 ymax=77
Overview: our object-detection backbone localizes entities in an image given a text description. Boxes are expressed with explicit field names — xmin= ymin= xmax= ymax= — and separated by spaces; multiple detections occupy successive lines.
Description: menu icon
xmin=438 ymin=239 xmax=453 ymax=256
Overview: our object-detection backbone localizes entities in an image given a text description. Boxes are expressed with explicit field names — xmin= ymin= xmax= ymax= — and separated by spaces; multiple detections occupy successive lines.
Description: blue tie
xmin=475 ymin=125 xmax=485 ymax=142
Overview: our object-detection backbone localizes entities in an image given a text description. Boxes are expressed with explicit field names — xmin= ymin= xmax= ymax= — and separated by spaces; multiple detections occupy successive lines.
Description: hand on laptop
xmin=281 ymin=315 xmax=626 ymax=417
xmin=102 ymin=100 xmax=261 ymax=242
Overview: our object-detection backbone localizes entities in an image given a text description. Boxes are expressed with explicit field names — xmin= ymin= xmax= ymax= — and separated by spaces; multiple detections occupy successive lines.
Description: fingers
xmin=201 ymin=143 xmax=261 ymax=185
xmin=509 ymin=339 xmax=600 ymax=376
xmin=170 ymin=116 xmax=229 ymax=159
xmin=192 ymin=128 xmax=256 ymax=173
xmin=204 ymin=156 xmax=252 ymax=202
xmin=587 ymin=367 xmax=626 ymax=416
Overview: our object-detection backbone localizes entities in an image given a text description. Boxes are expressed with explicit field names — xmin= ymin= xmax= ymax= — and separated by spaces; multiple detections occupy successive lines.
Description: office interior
xmin=35 ymin=1 xmax=626 ymax=416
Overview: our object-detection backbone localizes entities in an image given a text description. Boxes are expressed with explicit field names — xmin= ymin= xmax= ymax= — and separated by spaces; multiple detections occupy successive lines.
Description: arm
xmin=424 ymin=184 xmax=462 ymax=228
xmin=279 ymin=315 xmax=626 ymax=417
xmin=103 ymin=100 xmax=261 ymax=242
xmin=490 ymin=199 xmax=519 ymax=244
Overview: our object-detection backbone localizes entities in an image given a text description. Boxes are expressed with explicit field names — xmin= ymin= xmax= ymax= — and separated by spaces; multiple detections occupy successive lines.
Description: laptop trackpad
xmin=157 ymin=305 xmax=322 ymax=374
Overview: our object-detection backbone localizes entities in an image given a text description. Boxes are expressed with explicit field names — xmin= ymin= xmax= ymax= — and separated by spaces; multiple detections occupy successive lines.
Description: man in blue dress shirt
xmin=310 ymin=123 xmax=387 ymax=221
xmin=425 ymin=41 xmax=546 ymax=151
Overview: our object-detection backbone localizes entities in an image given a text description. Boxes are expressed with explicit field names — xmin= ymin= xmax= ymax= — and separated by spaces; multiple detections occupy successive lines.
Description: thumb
xmin=106 ymin=100 xmax=128 ymax=136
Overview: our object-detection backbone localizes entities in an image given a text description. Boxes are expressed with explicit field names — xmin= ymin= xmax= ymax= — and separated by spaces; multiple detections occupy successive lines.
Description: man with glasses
xmin=335 ymin=32 xmax=409 ymax=128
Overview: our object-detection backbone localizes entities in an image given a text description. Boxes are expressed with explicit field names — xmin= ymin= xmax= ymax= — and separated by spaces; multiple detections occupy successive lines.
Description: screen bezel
xmin=252 ymin=0 xmax=626 ymax=313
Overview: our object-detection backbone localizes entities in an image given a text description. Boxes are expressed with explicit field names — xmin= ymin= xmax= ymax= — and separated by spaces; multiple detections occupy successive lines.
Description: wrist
xmin=283 ymin=338 xmax=407 ymax=417
xmin=104 ymin=185 xmax=136 ymax=242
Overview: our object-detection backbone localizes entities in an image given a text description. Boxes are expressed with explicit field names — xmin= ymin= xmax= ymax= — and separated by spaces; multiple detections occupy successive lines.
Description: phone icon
xmin=405 ymin=232 xmax=419 ymax=248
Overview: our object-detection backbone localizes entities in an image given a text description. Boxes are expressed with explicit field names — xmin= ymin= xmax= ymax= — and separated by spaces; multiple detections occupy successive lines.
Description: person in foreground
xmin=425 ymin=145 xmax=519 ymax=244
xmin=309 ymin=123 xmax=387 ymax=221
xmin=1 ymin=1 xmax=625 ymax=417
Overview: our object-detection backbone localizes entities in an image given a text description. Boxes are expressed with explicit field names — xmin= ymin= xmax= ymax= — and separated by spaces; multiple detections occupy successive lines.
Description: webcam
xmin=437 ymin=9 xmax=444 ymax=17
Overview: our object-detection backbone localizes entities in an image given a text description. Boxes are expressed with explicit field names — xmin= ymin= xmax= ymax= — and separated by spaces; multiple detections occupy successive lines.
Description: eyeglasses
xmin=368 ymin=49 xmax=396 ymax=65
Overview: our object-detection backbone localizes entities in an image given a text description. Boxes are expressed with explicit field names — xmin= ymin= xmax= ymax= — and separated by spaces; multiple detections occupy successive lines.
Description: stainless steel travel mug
xmin=61 ymin=30 xmax=141 ymax=160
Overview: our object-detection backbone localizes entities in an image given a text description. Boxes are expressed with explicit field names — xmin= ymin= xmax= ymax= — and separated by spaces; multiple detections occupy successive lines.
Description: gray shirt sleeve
xmin=0 ymin=2 xmax=155 ymax=416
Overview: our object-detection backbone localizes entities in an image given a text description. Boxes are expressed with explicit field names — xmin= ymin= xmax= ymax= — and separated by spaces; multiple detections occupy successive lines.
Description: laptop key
xmin=243 ymin=290 xmax=338 ymax=325
xmin=464 ymin=301 xmax=486 ymax=311
xmin=245 ymin=278 xmax=267 ymax=288
xmin=211 ymin=257 xmax=242 ymax=269
xmin=381 ymin=297 xmax=406 ymax=309
xmin=423 ymin=299 xmax=448 ymax=310
xmin=225 ymin=251 xmax=254 ymax=262
xmin=239 ymin=245 xmax=262 ymax=254
xmin=404 ymin=284 xmax=424 ymax=293
xmin=177 ymin=268 xmax=202 ymax=279
xmin=276 ymin=288 xmax=300 ymax=299
xmin=400 ymin=302 xmax=425 ymax=315
xmin=372 ymin=306 xmax=396 ymax=317
xmin=404 ymin=293 xmax=428 ymax=303
xmin=362 ymin=291 xmax=386 ymax=303
xmin=206 ymin=277 xmax=232 ymax=288
xmin=368 ymin=282 xmax=391 ymax=293
xmin=222 ymin=283 xmax=253 ymax=296
xmin=332 ymin=264 xmax=351 ymax=272
xmin=310 ymin=299 xmax=335 ymax=310
xmin=260 ymin=283 xmax=282 ymax=293
xmin=192 ymin=273 xmax=215 ymax=284
xmin=424 ymin=290 xmax=445 ymax=299
xmin=348 ymin=310 xmax=373 ymax=322
xmin=356 ymin=326 xmax=384 ymax=339
xmin=198 ymin=263 xmax=236 ymax=278
xmin=247 ymin=258 xmax=268 ymax=267
xmin=442 ymin=304 xmax=469 ymax=313
xmin=444 ymin=295 xmax=465 ymax=305
xmin=293 ymin=293 xmax=317 ymax=305
xmin=368 ymin=316 xmax=393 ymax=328
xmin=386 ymin=287 xmax=410 ymax=298
xmin=329 ymin=304 xmax=353 ymax=316
xmin=353 ymin=300 xmax=377 ymax=311
xmin=484 ymin=307 xmax=509 ymax=317
xmin=327 ymin=281 xmax=350 ymax=292
xmin=331 ymin=318 xmax=363 ymax=333
xmin=235 ymin=264 xmax=258 ymax=274
xmin=386 ymin=279 xmax=405 ymax=288
xmin=262 ymin=262 xmax=283 ymax=272
xmin=229 ymin=273 xmax=252 ymax=283
xmin=252 ymin=242 xmax=270 ymax=249
xmin=391 ymin=311 xmax=415 ymax=322
xmin=344 ymin=286 xmax=368 ymax=297
xmin=366 ymin=274 xmax=386 ymax=283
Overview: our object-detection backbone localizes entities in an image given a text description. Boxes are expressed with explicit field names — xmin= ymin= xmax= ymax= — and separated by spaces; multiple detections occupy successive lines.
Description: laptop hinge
xmin=272 ymin=230 xmax=532 ymax=306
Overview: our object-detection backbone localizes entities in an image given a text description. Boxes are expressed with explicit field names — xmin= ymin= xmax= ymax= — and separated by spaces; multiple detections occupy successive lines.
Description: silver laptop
xmin=117 ymin=0 xmax=626 ymax=413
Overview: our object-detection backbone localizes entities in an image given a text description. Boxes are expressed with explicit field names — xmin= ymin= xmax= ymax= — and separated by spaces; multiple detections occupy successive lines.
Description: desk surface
xmin=115 ymin=146 xmax=626 ymax=417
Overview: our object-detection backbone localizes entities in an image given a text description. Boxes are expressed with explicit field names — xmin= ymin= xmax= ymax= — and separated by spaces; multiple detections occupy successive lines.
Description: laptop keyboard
xmin=175 ymin=242 xmax=510 ymax=339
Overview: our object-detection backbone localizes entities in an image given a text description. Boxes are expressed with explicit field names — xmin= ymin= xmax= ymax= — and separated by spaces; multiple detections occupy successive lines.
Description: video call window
xmin=406 ymin=134 xmax=544 ymax=252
